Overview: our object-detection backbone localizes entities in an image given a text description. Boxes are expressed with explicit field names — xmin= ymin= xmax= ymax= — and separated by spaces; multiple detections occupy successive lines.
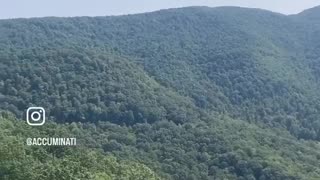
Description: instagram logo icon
xmin=26 ymin=107 xmax=46 ymax=126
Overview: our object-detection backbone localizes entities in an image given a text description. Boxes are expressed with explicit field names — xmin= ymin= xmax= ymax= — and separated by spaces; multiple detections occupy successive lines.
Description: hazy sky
xmin=1 ymin=0 xmax=320 ymax=19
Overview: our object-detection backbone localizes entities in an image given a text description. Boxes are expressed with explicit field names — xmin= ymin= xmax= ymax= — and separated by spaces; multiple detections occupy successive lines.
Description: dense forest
xmin=1 ymin=6 xmax=320 ymax=180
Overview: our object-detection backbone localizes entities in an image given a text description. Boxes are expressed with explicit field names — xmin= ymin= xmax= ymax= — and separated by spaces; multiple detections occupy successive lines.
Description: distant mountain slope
xmin=297 ymin=5 xmax=320 ymax=20
xmin=293 ymin=6 xmax=320 ymax=84
xmin=1 ymin=6 xmax=320 ymax=139
xmin=1 ymin=6 xmax=320 ymax=180
xmin=0 ymin=47 xmax=201 ymax=125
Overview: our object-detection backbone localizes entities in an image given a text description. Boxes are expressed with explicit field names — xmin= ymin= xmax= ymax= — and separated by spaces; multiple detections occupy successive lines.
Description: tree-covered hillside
xmin=0 ymin=112 xmax=161 ymax=180
xmin=1 ymin=6 xmax=320 ymax=180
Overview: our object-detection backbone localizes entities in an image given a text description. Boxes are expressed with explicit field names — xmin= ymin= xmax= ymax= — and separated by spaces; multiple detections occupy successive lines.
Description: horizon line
xmin=0 ymin=5 xmax=316 ymax=20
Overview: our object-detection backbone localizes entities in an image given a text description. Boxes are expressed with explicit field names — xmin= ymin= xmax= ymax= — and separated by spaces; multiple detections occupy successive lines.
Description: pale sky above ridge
xmin=1 ymin=0 xmax=319 ymax=19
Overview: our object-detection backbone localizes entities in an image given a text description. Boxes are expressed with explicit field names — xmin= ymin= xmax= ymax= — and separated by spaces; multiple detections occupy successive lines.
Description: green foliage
xmin=0 ymin=113 xmax=161 ymax=180
xmin=0 ymin=48 xmax=198 ymax=125
xmin=1 ymin=5 xmax=320 ymax=180
xmin=1 ymin=6 xmax=320 ymax=140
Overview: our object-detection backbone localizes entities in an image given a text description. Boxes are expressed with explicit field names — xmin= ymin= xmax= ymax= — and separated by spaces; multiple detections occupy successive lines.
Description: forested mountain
xmin=1 ymin=6 xmax=320 ymax=180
